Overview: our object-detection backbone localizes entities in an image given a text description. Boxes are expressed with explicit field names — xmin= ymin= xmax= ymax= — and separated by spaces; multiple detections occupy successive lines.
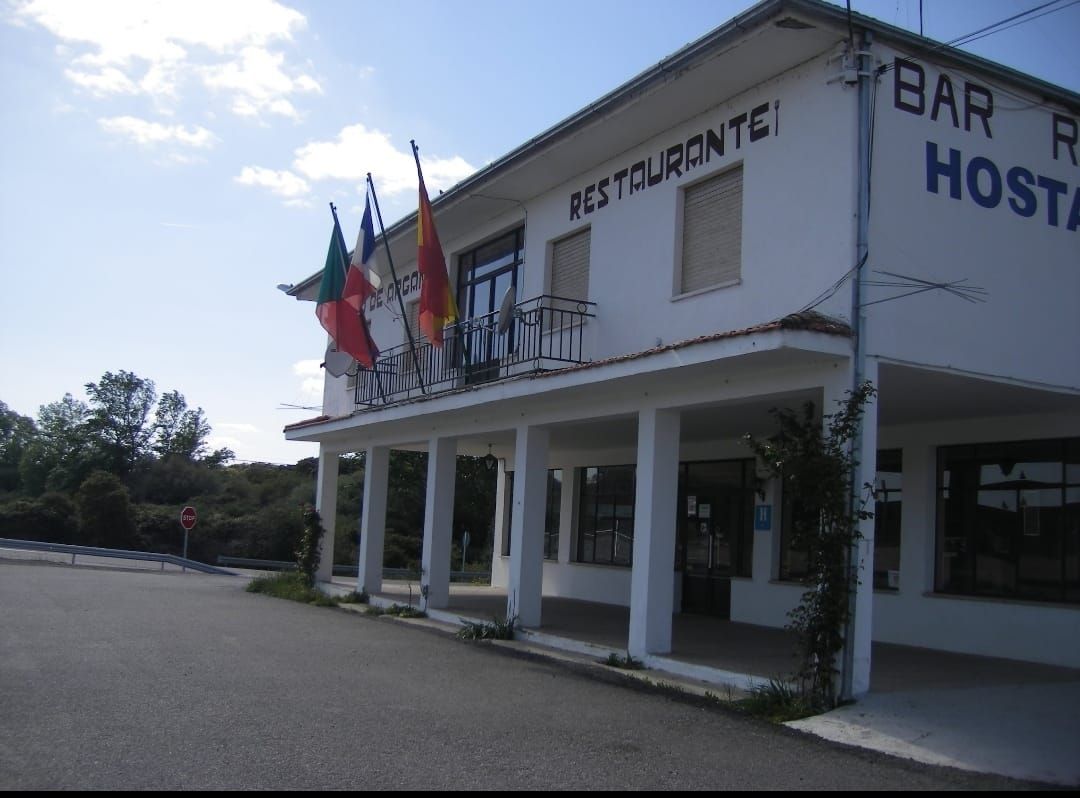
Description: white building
xmin=284 ymin=0 xmax=1080 ymax=695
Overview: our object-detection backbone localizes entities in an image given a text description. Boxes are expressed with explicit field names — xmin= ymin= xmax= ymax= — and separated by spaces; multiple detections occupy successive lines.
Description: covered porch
xmin=342 ymin=579 xmax=1080 ymax=695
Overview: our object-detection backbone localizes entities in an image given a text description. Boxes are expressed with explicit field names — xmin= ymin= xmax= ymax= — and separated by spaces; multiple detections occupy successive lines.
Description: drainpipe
xmin=841 ymin=27 xmax=873 ymax=704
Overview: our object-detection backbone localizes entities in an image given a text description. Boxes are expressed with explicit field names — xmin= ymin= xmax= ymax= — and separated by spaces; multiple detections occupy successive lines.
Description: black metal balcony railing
xmin=354 ymin=294 xmax=596 ymax=407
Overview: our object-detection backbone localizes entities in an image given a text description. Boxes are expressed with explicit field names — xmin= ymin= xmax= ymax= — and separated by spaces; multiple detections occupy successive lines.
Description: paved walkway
xmin=334 ymin=579 xmax=1080 ymax=786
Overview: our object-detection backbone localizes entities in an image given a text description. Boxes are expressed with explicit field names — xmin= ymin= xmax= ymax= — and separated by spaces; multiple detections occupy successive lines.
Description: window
xmin=502 ymin=469 xmax=562 ymax=561
xmin=780 ymin=449 xmax=900 ymax=585
xmin=936 ymin=438 xmax=1080 ymax=603
xmin=550 ymin=228 xmax=590 ymax=302
xmin=679 ymin=165 xmax=743 ymax=294
xmin=545 ymin=470 xmax=562 ymax=560
xmin=873 ymin=450 xmax=903 ymax=590
xmin=404 ymin=300 xmax=420 ymax=346
xmin=458 ymin=228 xmax=524 ymax=322
xmin=577 ymin=465 xmax=636 ymax=566
xmin=456 ymin=228 xmax=524 ymax=382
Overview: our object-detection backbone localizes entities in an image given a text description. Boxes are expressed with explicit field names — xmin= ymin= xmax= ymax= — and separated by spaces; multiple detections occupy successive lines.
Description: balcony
xmin=354 ymin=294 xmax=596 ymax=407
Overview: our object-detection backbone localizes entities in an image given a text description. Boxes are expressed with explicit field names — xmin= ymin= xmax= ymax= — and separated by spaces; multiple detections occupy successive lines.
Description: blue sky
xmin=1 ymin=0 xmax=1077 ymax=465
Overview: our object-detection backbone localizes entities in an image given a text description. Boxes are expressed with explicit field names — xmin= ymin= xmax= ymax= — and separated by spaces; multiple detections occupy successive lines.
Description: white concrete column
xmin=357 ymin=446 xmax=390 ymax=595
xmin=314 ymin=446 xmax=339 ymax=583
xmin=508 ymin=425 xmax=549 ymax=628
xmin=826 ymin=359 xmax=879 ymax=697
xmin=628 ymin=407 xmax=681 ymax=658
xmin=420 ymin=436 xmax=457 ymax=610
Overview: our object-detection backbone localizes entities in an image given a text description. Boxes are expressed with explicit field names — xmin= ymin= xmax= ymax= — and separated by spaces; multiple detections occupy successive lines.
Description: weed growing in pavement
xmin=456 ymin=614 xmax=517 ymax=641
xmin=604 ymin=651 xmax=646 ymax=670
xmin=246 ymin=573 xmax=338 ymax=606
xmin=365 ymin=603 xmax=426 ymax=619
xmin=735 ymin=678 xmax=821 ymax=723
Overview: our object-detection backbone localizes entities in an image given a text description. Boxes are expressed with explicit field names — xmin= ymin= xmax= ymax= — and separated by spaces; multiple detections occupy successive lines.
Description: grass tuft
xmin=246 ymin=572 xmax=339 ymax=606
xmin=365 ymin=603 xmax=426 ymax=618
xmin=735 ymin=678 xmax=822 ymax=723
xmin=456 ymin=614 xmax=516 ymax=641
xmin=604 ymin=651 xmax=646 ymax=670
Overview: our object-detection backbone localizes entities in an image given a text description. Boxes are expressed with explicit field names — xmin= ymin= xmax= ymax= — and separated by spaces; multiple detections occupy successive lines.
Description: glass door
xmin=678 ymin=460 xmax=755 ymax=617
xmin=457 ymin=228 xmax=523 ymax=384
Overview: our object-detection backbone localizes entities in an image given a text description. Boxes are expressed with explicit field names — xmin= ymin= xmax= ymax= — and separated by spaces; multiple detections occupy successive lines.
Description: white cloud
xmin=64 ymin=66 xmax=138 ymax=95
xmin=99 ymin=115 xmax=216 ymax=148
xmin=206 ymin=434 xmax=245 ymax=452
xmin=293 ymin=123 xmax=476 ymax=196
xmin=292 ymin=359 xmax=323 ymax=399
xmin=216 ymin=422 xmax=260 ymax=434
xmin=202 ymin=46 xmax=319 ymax=120
xmin=15 ymin=0 xmax=320 ymax=120
xmin=235 ymin=166 xmax=309 ymax=199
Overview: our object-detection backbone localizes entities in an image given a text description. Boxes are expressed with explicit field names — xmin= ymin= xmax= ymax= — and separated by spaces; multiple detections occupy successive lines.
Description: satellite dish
xmin=323 ymin=346 xmax=353 ymax=377
xmin=496 ymin=285 xmax=516 ymax=335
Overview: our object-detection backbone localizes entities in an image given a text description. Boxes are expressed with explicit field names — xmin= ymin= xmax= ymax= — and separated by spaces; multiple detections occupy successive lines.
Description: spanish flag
xmin=415 ymin=161 xmax=458 ymax=347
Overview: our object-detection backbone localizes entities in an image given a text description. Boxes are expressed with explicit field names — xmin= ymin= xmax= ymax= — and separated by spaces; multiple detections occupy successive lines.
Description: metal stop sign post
xmin=180 ymin=506 xmax=197 ymax=571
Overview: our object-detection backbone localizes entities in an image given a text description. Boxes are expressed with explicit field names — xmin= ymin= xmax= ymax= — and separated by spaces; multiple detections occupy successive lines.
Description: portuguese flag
xmin=415 ymin=160 xmax=458 ymax=347
xmin=316 ymin=208 xmax=379 ymax=368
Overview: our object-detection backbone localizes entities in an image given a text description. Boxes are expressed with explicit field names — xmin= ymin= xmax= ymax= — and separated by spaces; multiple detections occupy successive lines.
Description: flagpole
xmin=330 ymin=202 xmax=387 ymax=404
xmin=366 ymin=174 xmax=426 ymax=394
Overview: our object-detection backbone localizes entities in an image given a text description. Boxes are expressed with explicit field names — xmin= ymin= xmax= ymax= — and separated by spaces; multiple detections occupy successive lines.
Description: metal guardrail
xmin=0 ymin=538 xmax=236 ymax=576
xmin=355 ymin=294 xmax=595 ymax=407
xmin=216 ymin=556 xmax=490 ymax=583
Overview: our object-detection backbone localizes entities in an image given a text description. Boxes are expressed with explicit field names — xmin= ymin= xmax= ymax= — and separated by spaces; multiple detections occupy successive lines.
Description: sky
xmin=1 ymin=0 xmax=1078 ymax=466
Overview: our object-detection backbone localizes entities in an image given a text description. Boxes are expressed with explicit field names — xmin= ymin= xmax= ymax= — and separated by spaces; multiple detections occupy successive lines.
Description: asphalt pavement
xmin=2 ymin=558 xmax=1053 ymax=790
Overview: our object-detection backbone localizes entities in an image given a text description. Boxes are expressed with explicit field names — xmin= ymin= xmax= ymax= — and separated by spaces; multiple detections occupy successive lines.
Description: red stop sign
xmin=180 ymin=506 xmax=197 ymax=530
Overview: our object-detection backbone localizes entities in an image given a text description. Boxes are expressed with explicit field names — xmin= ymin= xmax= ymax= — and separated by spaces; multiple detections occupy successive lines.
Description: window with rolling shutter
xmin=550 ymin=228 xmax=590 ymax=301
xmin=680 ymin=166 xmax=743 ymax=294
xmin=404 ymin=300 xmax=421 ymax=346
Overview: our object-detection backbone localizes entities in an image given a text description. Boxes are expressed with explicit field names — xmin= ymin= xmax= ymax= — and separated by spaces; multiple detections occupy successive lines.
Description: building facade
xmin=284 ymin=0 xmax=1080 ymax=694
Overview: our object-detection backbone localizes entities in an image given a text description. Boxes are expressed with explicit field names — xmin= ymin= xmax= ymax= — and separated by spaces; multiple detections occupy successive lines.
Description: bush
xmin=76 ymin=470 xmax=135 ymax=548
xmin=0 ymin=492 xmax=80 ymax=543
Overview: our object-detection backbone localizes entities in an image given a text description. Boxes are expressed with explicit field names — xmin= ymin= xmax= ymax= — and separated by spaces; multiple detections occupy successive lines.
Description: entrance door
xmin=678 ymin=460 xmax=755 ymax=618
xmin=457 ymin=228 xmax=523 ymax=384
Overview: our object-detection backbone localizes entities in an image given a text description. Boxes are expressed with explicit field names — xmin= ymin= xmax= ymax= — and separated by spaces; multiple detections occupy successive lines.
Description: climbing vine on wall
xmin=745 ymin=381 xmax=876 ymax=708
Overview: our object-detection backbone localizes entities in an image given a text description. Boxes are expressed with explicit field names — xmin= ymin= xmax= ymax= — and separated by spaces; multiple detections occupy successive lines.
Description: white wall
xmin=325 ymin=51 xmax=860 ymax=415
xmin=867 ymin=45 xmax=1080 ymax=390
xmin=522 ymin=51 xmax=858 ymax=361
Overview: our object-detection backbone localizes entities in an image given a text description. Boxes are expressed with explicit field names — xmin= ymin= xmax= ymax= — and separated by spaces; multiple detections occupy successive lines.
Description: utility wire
xmin=942 ymin=0 xmax=1073 ymax=49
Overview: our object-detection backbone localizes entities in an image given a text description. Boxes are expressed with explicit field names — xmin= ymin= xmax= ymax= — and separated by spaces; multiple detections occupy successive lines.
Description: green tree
xmin=85 ymin=371 xmax=156 ymax=475
xmin=0 ymin=401 xmax=37 ymax=492
xmin=76 ymin=470 xmax=136 ymax=549
xmin=153 ymin=390 xmax=212 ymax=460
xmin=19 ymin=394 xmax=98 ymax=494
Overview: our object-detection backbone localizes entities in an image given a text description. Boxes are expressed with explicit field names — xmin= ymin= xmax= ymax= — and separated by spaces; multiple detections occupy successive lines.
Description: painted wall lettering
xmin=925 ymin=141 xmax=1080 ymax=231
xmin=894 ymin=58 xmax=994 ymax=139
xmin=568 ymin=98 xmax=778 ymax=220
xmin=1053 ymin=113 xmax=1078 ymax=166
xmin=368 ymin=269 xmax=422 ymax=312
